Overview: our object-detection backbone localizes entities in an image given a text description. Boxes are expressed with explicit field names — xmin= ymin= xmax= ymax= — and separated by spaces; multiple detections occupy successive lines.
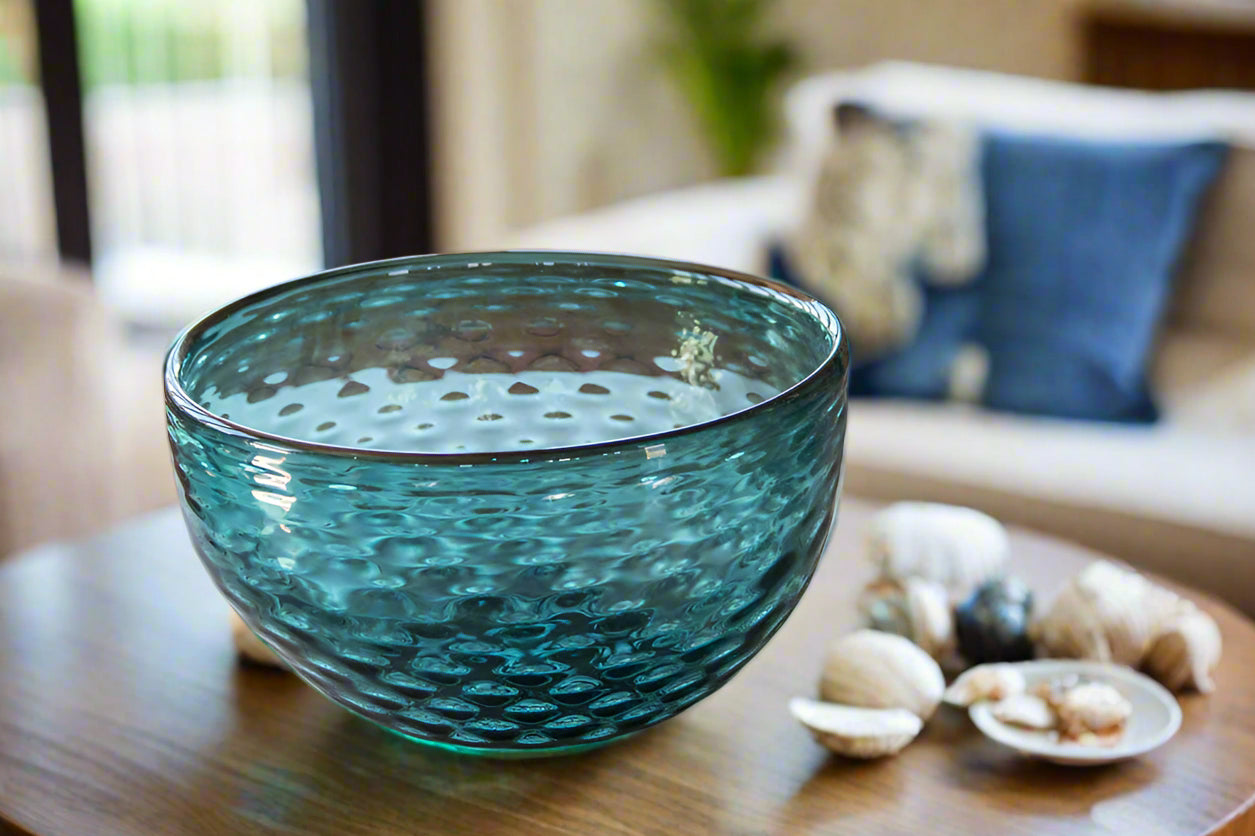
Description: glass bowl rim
xmin=164 ymin=250 xmax=846 ymax=464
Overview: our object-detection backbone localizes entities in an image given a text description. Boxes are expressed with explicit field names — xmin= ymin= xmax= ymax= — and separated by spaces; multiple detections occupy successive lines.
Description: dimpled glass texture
xmin=165 ymin=251 xmax=848 ymax=756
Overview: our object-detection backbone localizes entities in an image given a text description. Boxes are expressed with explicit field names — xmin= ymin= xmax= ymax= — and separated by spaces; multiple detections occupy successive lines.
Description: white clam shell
xmin=230 ymin=609 xmax=288 ymax=669
xmin=820 ymin=629 xmax=945 ymax=720
xmin=790 ymin=697 xmax=923 ymax=759
xmin=1145 ymin=605 xmax=1222 ymax=693
xmin=858 ymin=577 xmax=956 ymax=659
xmin=943 ymin=663 xmax=1027 ymax=707
xmin=991 ymin=693 xmax=1056 ymax=730
xmin=867 ymin=503 xmax=1008 ymax=598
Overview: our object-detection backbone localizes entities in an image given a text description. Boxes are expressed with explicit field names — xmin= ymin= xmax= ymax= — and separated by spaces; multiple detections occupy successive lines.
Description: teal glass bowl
xmin=165 ymin=251 xmax=848 ymax=756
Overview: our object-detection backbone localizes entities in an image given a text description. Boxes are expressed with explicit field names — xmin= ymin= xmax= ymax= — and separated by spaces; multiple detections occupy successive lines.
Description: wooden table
xmin=2 ymin=500 xmax=1254 ymax=836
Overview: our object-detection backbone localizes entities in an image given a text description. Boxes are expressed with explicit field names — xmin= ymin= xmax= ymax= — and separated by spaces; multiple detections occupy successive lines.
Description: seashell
xmin=867 ymin=502 xmax=1009 ymax=598
xmin=943 ymin=663 xmax=1027 ymax=707
xmin=230 ymin=609 xmax=288 ymax=669
xmin=1145 ymin=605 xmax=1221 ymax=693
xmin=991 ymin=693 xmax=1057 ymax=730
xmin=858 ymin=580 xmax=914 ymax=637
xmin=820 ymin=629 xmax=945 ymax=720
xmin=1055 ymin=681 xmax=1132 ymax=741
xmin=1030 ymin=561 xmax=1183 ymax=667
xmin=858 ymin=577 xmax=956 ymax=659
xmin=790 ymin=697 xmax=923 ymax=759
xmin=955 ymin=578 xmax=1035 ymax=664
xmin=1032 ymin=673 xmax=1089 ymax=711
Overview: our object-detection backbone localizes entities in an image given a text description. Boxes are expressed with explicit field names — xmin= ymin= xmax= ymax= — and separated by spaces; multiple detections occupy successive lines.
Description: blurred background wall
xmin=430 ymin=0 xmax=1086 ymax=249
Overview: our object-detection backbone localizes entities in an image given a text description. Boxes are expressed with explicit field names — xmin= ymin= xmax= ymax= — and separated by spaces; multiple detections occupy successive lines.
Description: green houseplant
xmin=653 ymin=0 xmax=798 ymax=177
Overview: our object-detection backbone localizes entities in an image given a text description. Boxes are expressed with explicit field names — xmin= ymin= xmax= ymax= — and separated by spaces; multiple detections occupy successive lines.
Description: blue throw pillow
xmin=975 ymin=133 xmax=1227 ymax=422
xmin=772 ymin=133 xmax=1227 ymax=422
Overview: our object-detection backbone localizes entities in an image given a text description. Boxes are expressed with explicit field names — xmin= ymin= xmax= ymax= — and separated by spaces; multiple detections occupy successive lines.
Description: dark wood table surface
xmin=2 ymin=499 xmax=1254 ymax=836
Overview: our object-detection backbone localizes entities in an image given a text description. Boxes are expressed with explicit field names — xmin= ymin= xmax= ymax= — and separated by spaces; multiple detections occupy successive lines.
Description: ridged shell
xmin=867 ymin=503 xmax=1008 ymax=598
xmin=943 ymin=663 xmax=1027 ymax=706
xmin=1145 ymin=605 xmax=1222 ymax=693
xmin=790 ymin=697 xmax=922 ymax=759
xmin=1030 ymin=561 xmax=1181 ymax=667
xmin=1055 ymin=682 xmax=1132 ymax=738
xmin=820 ymin=629 xmax=945 ymax=720
xmin=858 ymin=577 xmax=956 ymax=659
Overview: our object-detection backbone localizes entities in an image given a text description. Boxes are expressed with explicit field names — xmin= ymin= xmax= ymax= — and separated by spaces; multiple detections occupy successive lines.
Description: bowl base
xmin=354 ymin=708 xmax=635 ymax=759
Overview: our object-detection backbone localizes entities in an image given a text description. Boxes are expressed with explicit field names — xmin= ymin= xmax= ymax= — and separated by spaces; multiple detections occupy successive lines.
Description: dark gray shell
xmin=955 ymin=577 xmax=1034 ymax=664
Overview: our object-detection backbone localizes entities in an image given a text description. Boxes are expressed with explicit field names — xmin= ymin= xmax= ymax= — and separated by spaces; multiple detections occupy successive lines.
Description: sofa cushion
xmin=976 ymin=134 xmax=1227 ymax=422
xmin=1155 ymin=330 xmax=1255 ymax=433
xmin=843 ymin=397 xmax=1255 ymax=613
xmin=845 ymin=397 xmax=1255 ymax=538
xmin=1169 ymin=141 xmax=1255 ymax=338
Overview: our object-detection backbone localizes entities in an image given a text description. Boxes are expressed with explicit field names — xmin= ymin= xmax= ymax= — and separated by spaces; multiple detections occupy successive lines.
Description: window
xmin=76 ymin=0 xmax=322 ymax=322
xmin=3 ymin=0 xmax=431 ymax=325
xmin=0 ymin=0 xmax=56 ymax=263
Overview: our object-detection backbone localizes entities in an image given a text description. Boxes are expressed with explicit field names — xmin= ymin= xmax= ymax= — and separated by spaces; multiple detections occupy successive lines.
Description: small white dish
xmin=968 ymin=660 xmax=1182 ymax=766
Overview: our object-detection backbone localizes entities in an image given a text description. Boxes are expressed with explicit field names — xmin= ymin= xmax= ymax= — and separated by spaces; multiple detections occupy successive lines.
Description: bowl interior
xmin=171 ymin=252 xmax=839 ymax=455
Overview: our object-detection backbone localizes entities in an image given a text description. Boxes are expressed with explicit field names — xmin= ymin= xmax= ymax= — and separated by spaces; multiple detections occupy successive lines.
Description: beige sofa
xmin=508 ymin=63 xmax=1255 ymax=614
xmin=0 ymin=267 xmax=173 ymax=556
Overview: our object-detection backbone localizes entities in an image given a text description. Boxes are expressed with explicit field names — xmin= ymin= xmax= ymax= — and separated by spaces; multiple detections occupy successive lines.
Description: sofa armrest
xmin=504 ymin=176 xmax=804 ymax=276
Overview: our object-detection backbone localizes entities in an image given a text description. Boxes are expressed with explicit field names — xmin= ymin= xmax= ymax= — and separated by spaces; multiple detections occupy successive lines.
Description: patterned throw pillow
xmin=784 ymin=103 xmax=985 ymax=364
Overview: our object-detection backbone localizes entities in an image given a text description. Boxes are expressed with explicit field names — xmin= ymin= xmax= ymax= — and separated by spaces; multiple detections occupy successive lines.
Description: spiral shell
xmin=790 ymin=697 xmax=922 ymax=759
xmin=1145 ymin=605 xmax=1222 ymax=693
xmin=820 ymin=629 xmax=946 ymax=720
xmin=867 ymin=503 xmax=1008 ymax=598
xmin=1030 ymin=561 xmax=1181 ymax=667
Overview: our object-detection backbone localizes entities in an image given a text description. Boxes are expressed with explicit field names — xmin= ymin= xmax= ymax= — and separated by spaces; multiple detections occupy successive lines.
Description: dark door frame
xmin=32 ymin=0 xmax=92 ymax=266
xmin=306 ymin=0 xmax=434 ymax=268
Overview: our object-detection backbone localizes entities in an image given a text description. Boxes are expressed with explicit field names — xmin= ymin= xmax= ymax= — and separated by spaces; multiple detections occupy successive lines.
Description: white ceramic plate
xmin=968 ymin=660 xmax=1182 ymax=766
